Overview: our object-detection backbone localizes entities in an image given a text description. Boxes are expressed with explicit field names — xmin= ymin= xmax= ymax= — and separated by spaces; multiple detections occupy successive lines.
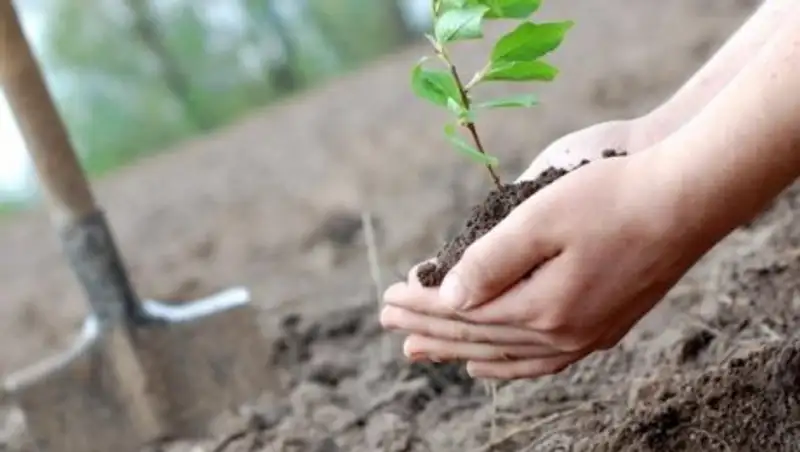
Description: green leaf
xmin=446 ymin=98 xmax=477 ymax=123
xmin=484 ymin=60 xmax=559 ymax=82
xmin=440 ymin=0 xmax=469 ymax=11
xmin=444 ymin=124 xmax=499 ymax=166
xmin=475 ymin=94 xmax=539 ymax=109
xmin=470 ymin=0 xmax=542 ymax=19
xmin=434 ymin=5 xmax=490 ymax=43
xmin=411 ymin=62 xmax=463 ymax=107
xmin=491 ymin=21 xmax=573 ymax=62
xmin=447 ymin=97 xmax=465 ymax=115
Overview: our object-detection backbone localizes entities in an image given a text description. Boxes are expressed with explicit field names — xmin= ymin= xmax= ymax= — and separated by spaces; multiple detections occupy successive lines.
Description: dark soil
xmin=418 ymin=149 xmax=627 ymax=287
xmin=593 ymin=343 xmax=800 ymax=451
xmin=186 ymin=213 xmax=800 ymax=450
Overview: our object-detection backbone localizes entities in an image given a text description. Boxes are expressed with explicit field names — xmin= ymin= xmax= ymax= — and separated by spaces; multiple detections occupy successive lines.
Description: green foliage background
xmin=9 ymin=0 xmax=419 ymax=189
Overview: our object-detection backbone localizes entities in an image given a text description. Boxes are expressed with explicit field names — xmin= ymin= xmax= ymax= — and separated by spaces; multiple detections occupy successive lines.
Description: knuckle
xmin=459 ymin=243 xmax=503 ymax=295
xmin=500 ymin=348 xmax=528 ymax=361
xmin=533 ymin=306 xmax=571 ymax=332
xmin=555 ymin=335 xmax=592 ymax=353
xmin=446 ymin=322 xmax=471 ymax=342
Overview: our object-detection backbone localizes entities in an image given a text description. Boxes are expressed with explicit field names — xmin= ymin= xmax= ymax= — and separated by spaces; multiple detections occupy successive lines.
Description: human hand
xmin=516 ymin=118 xmax=658 ymax=181
xmin=381 ymin=148 xmax=720 ymax=379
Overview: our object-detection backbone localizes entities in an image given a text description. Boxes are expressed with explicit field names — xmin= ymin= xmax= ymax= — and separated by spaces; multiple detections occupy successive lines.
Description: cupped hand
xmin=516 ymin=118 xmax=657 ymax=181
xmin=380 ymin=147 xmax=717 ymax=379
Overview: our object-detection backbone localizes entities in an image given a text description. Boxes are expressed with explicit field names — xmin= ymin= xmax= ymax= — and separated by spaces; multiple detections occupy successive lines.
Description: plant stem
xmin=447 ymin=63 xmax=503 ymax=190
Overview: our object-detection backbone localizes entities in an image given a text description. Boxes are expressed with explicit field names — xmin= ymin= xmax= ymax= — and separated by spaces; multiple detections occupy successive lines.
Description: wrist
xmin=648 ymin=130 xmax=799 ymax=251
xmin=634 ymin=0 xmax=795 ymax=156
xmin=625 ymin=146 xmax=723 ymax=248
xmin=628 ymin=109 xmax=674 ymax=152
xmin=621 ymin=108 xmax=682 ymax=155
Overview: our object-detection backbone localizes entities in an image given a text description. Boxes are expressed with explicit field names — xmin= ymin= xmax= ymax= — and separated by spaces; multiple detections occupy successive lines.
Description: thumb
xmin=438 ymin=198 xmax=560 ymax=311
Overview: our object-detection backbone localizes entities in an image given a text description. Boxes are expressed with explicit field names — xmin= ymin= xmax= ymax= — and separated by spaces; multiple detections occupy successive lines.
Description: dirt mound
xmin=594 ymin=344 xmax=800 ymax=451
xmin=146 ymin=181 xmax=800 ymax=452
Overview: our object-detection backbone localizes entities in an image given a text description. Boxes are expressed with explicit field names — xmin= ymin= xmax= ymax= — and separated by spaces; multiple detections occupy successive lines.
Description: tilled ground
xmin=150 ymin=183 xmax=800 ymax=452
xmin=145 ymin=185 xmax=800 ymax=452
xmin=0 ymin=1 xmax=781 ymax=450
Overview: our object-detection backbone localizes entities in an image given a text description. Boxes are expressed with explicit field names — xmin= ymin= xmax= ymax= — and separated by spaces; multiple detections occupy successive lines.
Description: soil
xmin=417 ymin=150 xmax=626 ymax=287
xmin=4 ymin=1 xmax=797 ymax=451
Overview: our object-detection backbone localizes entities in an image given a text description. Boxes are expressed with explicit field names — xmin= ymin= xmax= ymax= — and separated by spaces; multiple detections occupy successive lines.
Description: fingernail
xmin=440 ymin=272 xmax=468 ymax=310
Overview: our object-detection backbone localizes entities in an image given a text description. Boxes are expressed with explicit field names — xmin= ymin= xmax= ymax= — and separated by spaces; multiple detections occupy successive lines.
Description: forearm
xmin=657 ymin=3 xmax=800 ymax=241
xmin=639 ymin=0 xmax=793 ymax=145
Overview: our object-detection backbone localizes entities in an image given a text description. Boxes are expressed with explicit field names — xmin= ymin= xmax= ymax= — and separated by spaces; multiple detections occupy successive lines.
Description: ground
xmin=2 ymin=0 xmax=794 ymax=450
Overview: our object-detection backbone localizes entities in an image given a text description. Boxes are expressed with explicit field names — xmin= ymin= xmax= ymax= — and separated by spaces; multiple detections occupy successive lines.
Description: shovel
xmin=0 ymin=3 xmax=275 ymax=451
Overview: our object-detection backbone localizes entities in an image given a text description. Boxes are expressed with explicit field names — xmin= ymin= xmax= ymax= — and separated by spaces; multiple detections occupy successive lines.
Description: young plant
xmin=411 ymin=0 xmax=573 ymax=190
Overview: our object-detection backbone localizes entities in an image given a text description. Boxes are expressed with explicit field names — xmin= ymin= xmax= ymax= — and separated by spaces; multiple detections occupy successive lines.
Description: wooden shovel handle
xmin=1 ymin=1 xmax=96 ymax=226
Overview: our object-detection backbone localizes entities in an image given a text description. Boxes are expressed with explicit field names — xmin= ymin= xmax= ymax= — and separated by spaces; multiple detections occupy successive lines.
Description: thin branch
xmin=447 ymin=64 xmax=503 ymax=190
xmin=434 ymin=46 xmax=502 ymax=190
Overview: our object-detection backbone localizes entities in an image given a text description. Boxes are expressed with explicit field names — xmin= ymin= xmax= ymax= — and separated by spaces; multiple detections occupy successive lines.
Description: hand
xmin=516 ymin=118 xmax=658 ymax=181
xmin=381 ymin=148 xmax=719 ymax=379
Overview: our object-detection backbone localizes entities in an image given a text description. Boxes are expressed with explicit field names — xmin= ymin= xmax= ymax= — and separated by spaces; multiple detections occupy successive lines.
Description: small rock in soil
xmin=677 ymin=329 xmax=715 ymax=364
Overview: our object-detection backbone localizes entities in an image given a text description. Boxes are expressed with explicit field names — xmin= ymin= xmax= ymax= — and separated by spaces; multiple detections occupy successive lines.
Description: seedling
xmin=411 ymin=0 xmax=573 ymax=190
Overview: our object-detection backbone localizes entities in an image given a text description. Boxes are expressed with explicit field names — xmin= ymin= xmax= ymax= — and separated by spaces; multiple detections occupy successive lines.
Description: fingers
xmin=383 ymin=282 xmax=463 ymax=318
xmin=438 ymin=201 xmax=561 ymax=311
xmin=384 ymin=253 xmax=585 ymax=344
xmin=403 ymin=334 xmax=563 ymax=361
xmin=466 ymin=349 xmax=590 ymax=379
xmin=380 ymin=305 xmax=554 ymax=345
xmin=463 ymin=304 xmax=646 ymax=380
xmin=463 ymin=251 xmax=576 ymax=328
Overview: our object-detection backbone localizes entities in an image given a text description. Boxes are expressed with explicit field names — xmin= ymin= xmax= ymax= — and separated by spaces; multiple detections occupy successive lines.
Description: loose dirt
xmin=418 ymin=150 xmax=625 ymax=287
xmin=3 ymin=1 xmax=794 ymax=451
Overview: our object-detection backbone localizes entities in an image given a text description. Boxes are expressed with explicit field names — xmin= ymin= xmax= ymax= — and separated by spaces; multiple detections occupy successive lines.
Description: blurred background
xmin=0 ymin=0 xmax=431 ymax=209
